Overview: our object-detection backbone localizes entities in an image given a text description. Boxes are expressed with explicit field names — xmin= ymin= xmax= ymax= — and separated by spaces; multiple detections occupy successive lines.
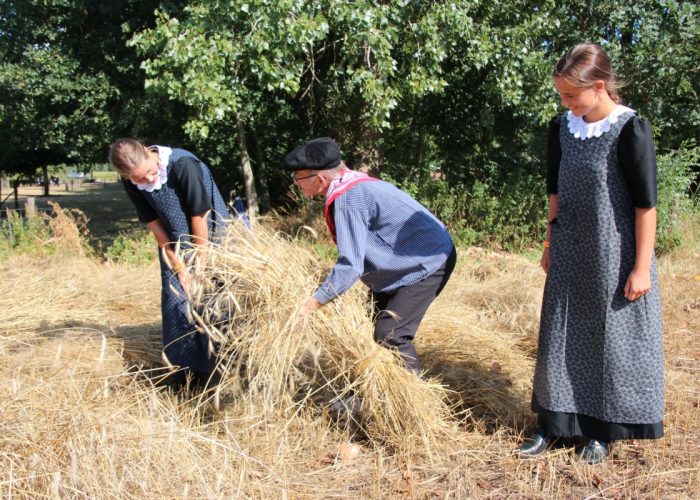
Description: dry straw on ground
xmin=45 ymin=201 xmax=91 ymax=256
xmin=1 ymin=207 xmax=698 ymax=497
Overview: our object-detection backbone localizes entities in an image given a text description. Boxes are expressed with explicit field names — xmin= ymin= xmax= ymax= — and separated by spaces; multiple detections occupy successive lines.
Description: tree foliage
xmin=0 ymin=1 xmax=111 ymax=177
xmin=0 ymin=0 xmax=184 ymax=179
xmin=1 ymin=0 xmax=697 ymax=246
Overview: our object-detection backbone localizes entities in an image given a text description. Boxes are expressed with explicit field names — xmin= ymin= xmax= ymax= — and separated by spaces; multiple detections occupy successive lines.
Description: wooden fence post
xmin=25 ymin=196 xmax=35 ymax=216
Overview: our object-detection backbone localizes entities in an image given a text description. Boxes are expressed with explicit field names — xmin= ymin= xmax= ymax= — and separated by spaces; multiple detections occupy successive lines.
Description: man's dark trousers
xmin=371 ymin=246 xmax=457 ymax=373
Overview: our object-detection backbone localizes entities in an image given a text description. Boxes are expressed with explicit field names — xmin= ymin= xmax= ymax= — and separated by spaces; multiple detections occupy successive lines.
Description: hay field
xmin=1 ymin=218 xmax=698 ymax=498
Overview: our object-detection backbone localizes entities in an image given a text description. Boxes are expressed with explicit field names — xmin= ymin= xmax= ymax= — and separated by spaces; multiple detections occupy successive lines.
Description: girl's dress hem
xmin=533 ymin=399 xmax=663 ymax=441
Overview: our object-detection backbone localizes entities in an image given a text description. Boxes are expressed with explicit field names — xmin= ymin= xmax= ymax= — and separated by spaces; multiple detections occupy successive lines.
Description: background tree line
xmin=1 ymin=0 xmax=697 ymax=249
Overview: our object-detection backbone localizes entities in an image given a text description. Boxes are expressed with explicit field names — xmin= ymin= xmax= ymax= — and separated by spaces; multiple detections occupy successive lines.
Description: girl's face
xmin=128 ymin=148 xmax=160 ymax=184
xmin=554 ymin=77 xmax=605 ymax=118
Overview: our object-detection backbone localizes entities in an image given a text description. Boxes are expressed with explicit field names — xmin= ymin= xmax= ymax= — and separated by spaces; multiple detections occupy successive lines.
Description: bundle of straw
xmin=182 ymin=222 xmax=459 ymax=455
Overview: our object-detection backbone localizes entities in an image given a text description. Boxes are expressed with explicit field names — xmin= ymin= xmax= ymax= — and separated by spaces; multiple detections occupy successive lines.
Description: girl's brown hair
xmin=108 ymin=138 xmax=149 ymax=178
xmin=553 ymin=43 xmax=622 ymax=104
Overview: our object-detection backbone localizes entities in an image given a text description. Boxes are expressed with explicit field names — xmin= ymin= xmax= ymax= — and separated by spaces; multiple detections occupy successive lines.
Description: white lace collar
xmin=566 ymin=105 xmax=635 ymax=140
xmin=133 ymin=146 xmax=172 ymax=192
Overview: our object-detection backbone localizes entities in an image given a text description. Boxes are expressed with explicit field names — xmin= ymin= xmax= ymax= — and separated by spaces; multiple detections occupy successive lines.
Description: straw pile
xmin=417 ymin=247 xmax=544 ymax=428
xmin=182 ymin=221 xmax=460 ymax=455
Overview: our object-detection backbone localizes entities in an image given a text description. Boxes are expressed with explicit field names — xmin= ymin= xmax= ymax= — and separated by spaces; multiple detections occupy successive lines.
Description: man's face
xmin=292 ymin=169 xmax=326 ymax=198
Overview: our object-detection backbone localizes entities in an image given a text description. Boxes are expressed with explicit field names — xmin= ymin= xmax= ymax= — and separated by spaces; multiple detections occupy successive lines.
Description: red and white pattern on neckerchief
xmin=323 ymin=168 xmax=379 ymax=244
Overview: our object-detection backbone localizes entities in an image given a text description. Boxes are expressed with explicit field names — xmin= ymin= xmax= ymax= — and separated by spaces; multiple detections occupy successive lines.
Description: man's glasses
xmin=292 ymin=173 xmax=317 ymax=182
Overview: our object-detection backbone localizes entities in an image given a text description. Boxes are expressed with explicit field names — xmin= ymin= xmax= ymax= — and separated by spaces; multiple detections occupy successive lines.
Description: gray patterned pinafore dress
xmin=533 ymin=112 xmax=664 ymax=425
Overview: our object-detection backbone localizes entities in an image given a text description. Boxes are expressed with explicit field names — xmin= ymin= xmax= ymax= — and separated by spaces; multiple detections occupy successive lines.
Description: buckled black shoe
xmin=578 ymin=439 xmax=610 ymax=464
xmin=518 ymin=429 xmax=550 ymax=458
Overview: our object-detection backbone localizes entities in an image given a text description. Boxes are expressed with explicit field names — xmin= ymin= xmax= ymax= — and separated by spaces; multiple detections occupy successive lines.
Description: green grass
xmin=105 ymin=227 xmax=156 ymax=264
xmin=91 ymin=170 xmax=119 ymax=182
xmin=0 ymin=209 xmax=51 ymax=258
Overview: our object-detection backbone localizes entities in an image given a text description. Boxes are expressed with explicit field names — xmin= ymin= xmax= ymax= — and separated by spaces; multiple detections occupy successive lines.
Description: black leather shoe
xmin=578 ymin=439 xmax=610 ymax=464
xmin=329 ymin=393 xmax=364 ymax=420
xmin=518 ymin=430 xmax=550 ymax=458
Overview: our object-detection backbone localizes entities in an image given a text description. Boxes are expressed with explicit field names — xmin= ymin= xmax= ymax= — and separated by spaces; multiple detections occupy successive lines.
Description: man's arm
xmin=313 ymin=206 xmax=370 ymax=305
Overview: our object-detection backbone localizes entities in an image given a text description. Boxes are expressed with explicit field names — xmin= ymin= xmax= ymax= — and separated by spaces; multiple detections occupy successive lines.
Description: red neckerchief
xmin=324 ymin=169 xmax=379 ymax=244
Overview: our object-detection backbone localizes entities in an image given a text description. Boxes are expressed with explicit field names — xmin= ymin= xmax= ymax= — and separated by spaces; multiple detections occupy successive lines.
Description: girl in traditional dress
xmin=519 ymin=44 xmax=664 ymax=464
xmin=109 ymin=139 xmax=229 ymax=389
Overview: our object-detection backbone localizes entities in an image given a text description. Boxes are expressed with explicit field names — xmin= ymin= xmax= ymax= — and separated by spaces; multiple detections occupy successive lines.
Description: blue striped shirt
xmin=314 ymin=180 xmax=454 ymax=304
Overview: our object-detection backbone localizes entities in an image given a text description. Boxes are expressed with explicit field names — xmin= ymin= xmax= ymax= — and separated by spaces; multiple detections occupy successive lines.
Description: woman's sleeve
xmin=546 ymin=115 xmax=562 ymax=194
xmin=124 ymin=181 xmax=158 ymax=223
xmin=618 ymin=116 xmax=657 ymax=208
xmin=169 ymin=157 xmax=213 ymax=216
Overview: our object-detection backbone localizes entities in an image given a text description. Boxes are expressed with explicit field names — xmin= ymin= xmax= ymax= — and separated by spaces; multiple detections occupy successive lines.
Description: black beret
xmin=282 ymin=137 xmax=341 ymax=171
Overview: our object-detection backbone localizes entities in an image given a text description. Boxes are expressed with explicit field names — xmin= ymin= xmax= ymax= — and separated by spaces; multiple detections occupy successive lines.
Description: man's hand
xmin=300 ymin=297 xmax=322 ymax=324
xmin=624 ymin=267 xmax=651 ymax=301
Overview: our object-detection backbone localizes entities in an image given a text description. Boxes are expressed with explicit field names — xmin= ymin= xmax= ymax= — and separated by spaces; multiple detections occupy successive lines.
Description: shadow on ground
xmin=35 ymin=319 xmax=163 ymax=371
xmin=422 ymin=346 xmax=533 ymax=435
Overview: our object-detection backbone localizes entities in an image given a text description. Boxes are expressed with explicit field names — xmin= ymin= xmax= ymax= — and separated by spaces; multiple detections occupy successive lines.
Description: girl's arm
xmin=147 ymin=218 xmax=193 ymax=294
xmin=191 ymin=214 xmax=209 ymax=273
xmin=541 ymin=194 xmax=558 ymax=274
xmin=168 ymin=157 xmax=212 ymax=272
xmin=624 ymin=207 xmax=656 ymax=301
xmin=147 ymin=218 xmax=179 ymax=268
xmin=191 ymin=214 xmax=209 ymax=246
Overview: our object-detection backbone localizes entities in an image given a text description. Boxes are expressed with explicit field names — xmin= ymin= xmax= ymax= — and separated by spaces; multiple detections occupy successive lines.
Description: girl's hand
xmin=624 ymin=268 xmax=651 ymax=301
xmin=176 ymin=267 xmax=193 ymax=297
xmin=540 ymin=248 xmax=551 ymax=274
xmin=195 ymin=248 xmax=208 ymax=275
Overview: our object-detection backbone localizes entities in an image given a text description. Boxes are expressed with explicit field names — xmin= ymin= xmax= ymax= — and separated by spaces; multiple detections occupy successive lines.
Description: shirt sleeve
xmin=546 ymin=114 xmax=563 ymax=195
xmin=313 ymin=200 xmax=369 ymax=304
xmin=618 ymin=116 xmax=657 ymax=208
xmin=123 ymin=180 xmax=158 ymax=224
xmin=168 ymin=157 xmax=213 ymax=216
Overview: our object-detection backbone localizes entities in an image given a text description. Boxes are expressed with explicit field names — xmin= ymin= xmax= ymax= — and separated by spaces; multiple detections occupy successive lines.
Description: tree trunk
xmin=251 ymin=132 xmax=271 ymax=214
xmin=42 ymin=165 xmax=49 ymax=196
xmin=235 ymin=113 xmax=258 ymax=225
xmin=415 ymin=124 xmax=426 ymax=172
